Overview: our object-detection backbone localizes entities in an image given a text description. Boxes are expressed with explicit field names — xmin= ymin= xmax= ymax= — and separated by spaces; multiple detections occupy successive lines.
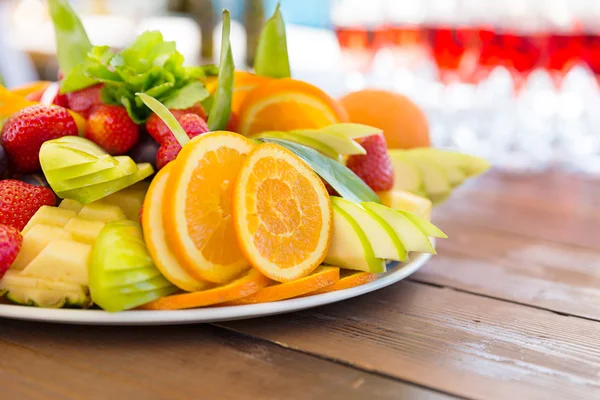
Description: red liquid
xmin=500 ymin=32 xmax=547 ymax=75
xmin=334 ymin=26 xmax=379 ymax=72
xmin=581 ymin=33 xmax=600 ymax=77
xmin=387 ymin=25 xmax=423 ymax=48
xmin=335 ymin=26 xmax=372 ymax=51
xmin=425 ymin=26 xmax=468 ymax=71
xmin=547 ymin=33 xmax=583 ymax=72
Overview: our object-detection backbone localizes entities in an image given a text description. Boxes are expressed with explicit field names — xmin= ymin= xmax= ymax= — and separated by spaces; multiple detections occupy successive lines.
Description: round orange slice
xmin=142 ymin=163 xmax=211 ymax=292
xmin=307 ymin=270 xmax=377 ymax=296
xmin=164 ymin=131 xmax=256 ymax=284
xmin=233 ymin=143 xmax=333 ymax=282
xmin=237 ymin=78 xmax=348 ymax=136
xmin=203 ymin=71 xmax=271 ymax=114
xmin=223 ymin=266 xmax=340 ymax=305
xmin=138 ymin=269 xmax=271 ymax=310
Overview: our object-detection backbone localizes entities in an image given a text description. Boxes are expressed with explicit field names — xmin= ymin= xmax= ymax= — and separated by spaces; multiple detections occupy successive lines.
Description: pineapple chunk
xmin=64 ymin=218 xmax=105 ymax=244
xmin=11 ymin=225 xmax=73 ymax=270
xmin=21 ymin=206 xmax=77 ymax=235
xmin=59 ymin=199 xmax=84 ymax=213
xmin=103 ymin=188 xmax=145 ymax=221
xmin=21 ymin=239 xmax=92 ymax=285
xmin=0 ymin=270 xmax=91 ymax=308
xmin=77 ymin=202 xmax=126 ymax=223
xmin=377 ymin=190 xmax=433 ymax=221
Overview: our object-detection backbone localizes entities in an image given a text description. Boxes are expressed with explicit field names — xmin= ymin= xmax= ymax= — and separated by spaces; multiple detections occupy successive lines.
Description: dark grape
xmin=0 ymin=144 xmax=7 ymax=178
xmin=17 ymin=173 xmax=51 ymax=188
xmin=129 ymin=133 xmax=159 ymax=169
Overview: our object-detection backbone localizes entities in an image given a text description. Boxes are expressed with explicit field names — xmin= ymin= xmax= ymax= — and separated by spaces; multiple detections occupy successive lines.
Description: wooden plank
xmin=219 ymin=282 xmax=600 ymax=400
xmin=0 ymin=320 xmax=450 ymax=400
xmin=435 ymin=171 xmax=600 ymax=249
xmin=414 ymin=222 xmax=600 ymax=321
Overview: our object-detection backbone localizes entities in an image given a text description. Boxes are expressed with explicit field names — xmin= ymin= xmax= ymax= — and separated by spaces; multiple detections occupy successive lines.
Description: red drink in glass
xmin=334 ymin=25 xmax=376 ymax=72
xmin=425 ymin=26 xmax=469 ymax=83
xmin=581 ymin=33 xmax=600 ymax=83
xmin=475 ymin=27 xmax=505 ymax=82
xmin=547 ymin=33 xmax=583 ymax=87
xmin=500 ymin=31 xmax=547 ymax=90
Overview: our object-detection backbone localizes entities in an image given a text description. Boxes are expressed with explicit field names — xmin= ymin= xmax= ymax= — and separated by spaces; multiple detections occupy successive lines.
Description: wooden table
xmin=2 ymin=170 xmax=600 ymax=400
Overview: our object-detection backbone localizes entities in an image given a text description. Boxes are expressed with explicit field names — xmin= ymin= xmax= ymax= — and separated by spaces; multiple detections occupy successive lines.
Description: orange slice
xmin=10 ymin=81 xmax=51 ymax=98
xmin=233 ymin=143 xmax=333 ymax=282
xmin=203 ymin=71 xmax=271 ymax=114
xmin=237 ymin=78 xmax=348 ymax=136
xmin=223 ymin=266 xmax=340 ymax=305
xmin=164 ymin=131 xmax=256 ymax=284
xmin=138 ymin=269 xmax=271 ymax=310
xmin=307 ymin=270 xmax=377 ymax=296
xmin=142 ymin=163 xmax=211 ymax=292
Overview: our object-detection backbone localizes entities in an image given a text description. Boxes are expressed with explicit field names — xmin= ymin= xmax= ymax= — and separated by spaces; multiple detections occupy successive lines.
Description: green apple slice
xmin=388 ymin=150 xmax=425 ymax=195
xmin=410 ymin=149 xmax=466 ymax=187
xmin=290 ymin=129 xmax=366 ymax=155
xmin=396 ymin=209 xmax=447 ymax=239
xmin=252 ymin=131 xmax=340 ymax=160
xmin=45 ymin=154 xmax=119 ymax=181
xmin=51 ymin=136 xmax=109 ymax=156
xmin=331 ymin=197 xmax=407 ymax=262
xmin=324 ymin=203 xmax=386 ymax=273
xmin=90 ymin=220 xmax=177 ymax=312
xmin=403 ymin=152 xmax=451 ymax=205
xmin=427 ymin=148 xmax=491 ymax=177
xmin=40 ymin=143 xmax=99 ymax=170
xmin=57 ymin=163 xmax=154 ymax=205
xmin=51 ymin=156 xmax=138 ymax=192
xmin=361 ymin=202 xmax=435 ymax=254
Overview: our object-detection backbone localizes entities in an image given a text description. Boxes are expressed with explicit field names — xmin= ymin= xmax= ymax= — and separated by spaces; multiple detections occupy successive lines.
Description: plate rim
xmin=0 ymin=249 xmax=433 ymax=326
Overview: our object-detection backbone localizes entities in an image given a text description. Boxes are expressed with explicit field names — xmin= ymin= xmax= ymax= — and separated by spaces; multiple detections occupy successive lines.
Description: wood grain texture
xmin=0 ymin=321 xmax=449 ymax=400
xmin=435 ymin=170 xmax=600 ymax=249
xmin=414 ymin=222 xmax=600 ymax=320
xmin=220 ymin=281 xmax=600 ymax=400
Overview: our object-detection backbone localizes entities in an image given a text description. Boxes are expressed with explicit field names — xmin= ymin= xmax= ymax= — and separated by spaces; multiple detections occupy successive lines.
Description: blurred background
xmin=1 ymin=0 xmax=600 ymax=174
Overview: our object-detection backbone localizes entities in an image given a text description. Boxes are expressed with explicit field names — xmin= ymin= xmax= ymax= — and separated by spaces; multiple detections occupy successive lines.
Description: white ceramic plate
xmin=0 ymin=251 xmax=432 ymax=326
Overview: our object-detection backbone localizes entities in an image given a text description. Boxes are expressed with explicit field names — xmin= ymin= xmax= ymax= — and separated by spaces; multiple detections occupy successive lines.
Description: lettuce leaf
xmin=61 ymin=31 xmax=210 ymax=124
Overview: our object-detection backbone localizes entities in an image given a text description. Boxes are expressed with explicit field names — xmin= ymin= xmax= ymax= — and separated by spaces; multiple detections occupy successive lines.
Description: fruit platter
xmin=0 ymin=1 xmax=488 ymax=325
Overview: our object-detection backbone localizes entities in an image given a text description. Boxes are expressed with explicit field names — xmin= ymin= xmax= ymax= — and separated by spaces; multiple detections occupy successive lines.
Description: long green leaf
xmin=208 ymin=10 xmax=234 ymax=131
xmin=48 ymin=0 xmax=96 ymax=87
xmin=254 ymin=3 xmax=291 ymax=78
xmin=259 ymin=138 xmax=381 ymax=204
xmin=136 ymin=93 xmax=189 ymax=146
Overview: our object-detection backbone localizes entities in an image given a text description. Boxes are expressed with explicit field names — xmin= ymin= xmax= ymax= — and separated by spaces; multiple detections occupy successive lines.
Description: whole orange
xmin=339 ymin=89 xmax=430 ymax=149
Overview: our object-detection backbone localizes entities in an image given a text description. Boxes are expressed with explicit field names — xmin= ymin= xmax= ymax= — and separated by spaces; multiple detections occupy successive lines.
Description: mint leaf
xmin=163 ymin=81 xmax=209 ymax=109
xmin=259 ymin=138 xmax=381 ymax=203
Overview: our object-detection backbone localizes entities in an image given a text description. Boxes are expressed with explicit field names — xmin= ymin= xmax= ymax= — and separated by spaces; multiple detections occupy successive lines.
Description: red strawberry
xmin=0 ymin=224 xmax=22 ymax=279
xmin=86 ymin=104 xmax=140 ymax=155
xmin=155 ymin=113 xmax=209 ymax=169
xmin=226 ymin=111 xmax=238 ymax=132
xmin=346 ymin=134 xmax=394 ymax=192
xmin=146 ymin=104 xmax=207 ymax=144
xmin=0 ymin=180 xmax=56 ymax=231
xmin=1 ymin=105 xmax=78 ymax=173
xmin=65 ymin=84 xmax=103 ymax=118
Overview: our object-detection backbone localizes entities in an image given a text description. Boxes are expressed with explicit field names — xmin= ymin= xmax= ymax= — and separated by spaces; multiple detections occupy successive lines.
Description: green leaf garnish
xmin=252 ymin=131 xmax=340 ymax=160
xmin=208 ymin=10 xmax=235 ymax=131
xmin=254 ymin=2 xmax=291 ymax=78
xmin=136 ymin=93 xmax=189 ymax=147
xmin=61 ymin=30 xmax=210 ymax=123
xmin=259 ymin=138 xmax=380 ymax=204
xmin=48 ymin=0 xmax=96 ymax=88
